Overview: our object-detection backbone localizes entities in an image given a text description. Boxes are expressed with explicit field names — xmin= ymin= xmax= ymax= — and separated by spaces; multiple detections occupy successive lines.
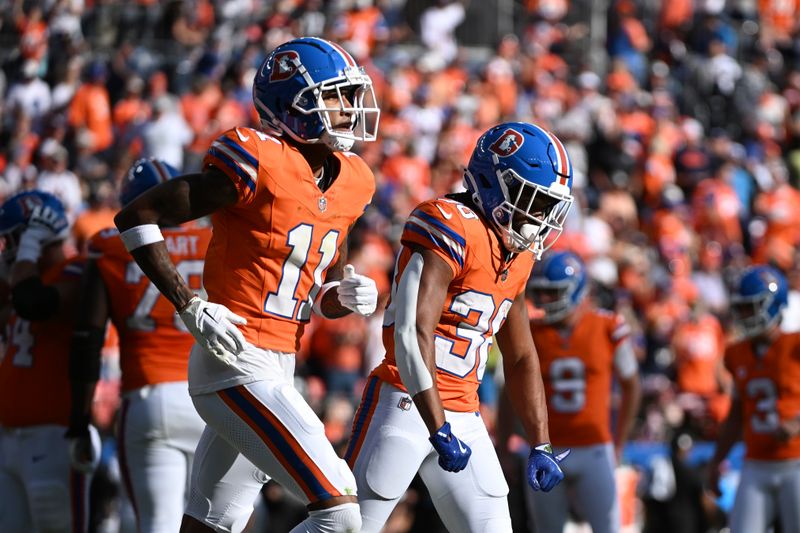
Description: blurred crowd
xmin=1 ymin=0 xmax=800 ymax=531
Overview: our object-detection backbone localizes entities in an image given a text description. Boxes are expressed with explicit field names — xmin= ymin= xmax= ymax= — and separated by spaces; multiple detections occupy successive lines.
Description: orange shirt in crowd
xmin=692 ymin=178 xmax=742 ymax=246
xmin=72 ymin=206 xmax=118 ymax=254
xmin=672 ymin=314 xmax=725 ymax=396
xmin=68 ymin=83 xmax=114 ymax=152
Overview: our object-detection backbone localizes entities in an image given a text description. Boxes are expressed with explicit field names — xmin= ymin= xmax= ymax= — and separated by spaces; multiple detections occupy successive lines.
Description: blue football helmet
xmin=731 ymin=265 xmax=788 ymax=339
xmin=120 ymin=158 xmax=180 ymax=206
xmin=464 ymin=122 xmax=573 ymax=257
xmin=527 ymin=251 xmax=587 ymax=323
xmin=253 ymin=37 xmax=380 ymax=152
xmin=0 ymin=190 xmax=69 ymax=262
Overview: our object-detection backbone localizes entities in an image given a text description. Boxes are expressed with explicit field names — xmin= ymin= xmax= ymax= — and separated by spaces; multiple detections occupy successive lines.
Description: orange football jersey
xmin=533 ymin=308 xmax=630 ymax=447
xmin=672 ymin=315 xmax=726 ymax=396
xmin=0 ymin=258 xmax=84 ymax=427
xmin=202 ymin=127 xmax=375 ymax=353
xmin=372 ymin=197 xmax=535 ymax=412
xmin=88 ymin=226 xmax=211 ymax=392
xmin=725 ymin=332 xmax=800 ymax=461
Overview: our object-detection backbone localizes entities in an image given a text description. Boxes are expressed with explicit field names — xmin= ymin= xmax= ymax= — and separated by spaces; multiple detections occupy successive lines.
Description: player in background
xmin=66 ymin=159 xmax=211 ymax=532
xmin=114 ymin=37 xmax=380 ymax=533
xmin=519 ymin=250 xmax=640 ymax=533
xmin=707 ymin=265 xmax=800 ymax=533
xmin=0 ymin=191 xmax=100 ymax=532
xmin=346 ymin=122 xmax=573 ymax=532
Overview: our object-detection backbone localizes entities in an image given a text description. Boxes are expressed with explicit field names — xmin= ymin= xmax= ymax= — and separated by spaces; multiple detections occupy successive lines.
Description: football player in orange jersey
xmin=66 ymin=159 xmax=211 ymax=533
xmin=346 ymin=122 xmax=574 ymax=532
xmin=0 ymin=191 xmax=100 ymax=532
xmin=708 ymin=265 xmax=800 ymax=533
xmin=114 ymin=38 xmax=380 ymax=533
xmin=522 ymin=251 xmax=640 ymax=533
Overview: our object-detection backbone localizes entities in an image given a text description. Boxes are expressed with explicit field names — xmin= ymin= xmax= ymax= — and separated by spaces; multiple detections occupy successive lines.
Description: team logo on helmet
xmin=269 ymin=51 xmax=300 ymax=83
xmin=758 ymin=269 xmax=779 ymax=293
xmin=17 ymin=193 xmax=44 ymax=217
xmin=489 ymin=129 xmax=524 ymax=157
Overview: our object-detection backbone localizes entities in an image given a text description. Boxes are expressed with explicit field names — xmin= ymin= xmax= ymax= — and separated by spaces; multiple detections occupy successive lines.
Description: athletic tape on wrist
xmin=120 ymin=224 xmax=165 ymax=252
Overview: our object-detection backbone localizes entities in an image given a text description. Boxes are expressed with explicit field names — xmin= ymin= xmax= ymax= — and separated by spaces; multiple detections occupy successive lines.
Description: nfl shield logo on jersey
xmin=489 ymin=129 xmax=524 ymax=157
xmin=318 ymin=197 xmax=328 ymax=212
xmin=269 ymin=51 xmax=300 ymax=82
xmin=398 ymin=396 xmax=413 ymax=411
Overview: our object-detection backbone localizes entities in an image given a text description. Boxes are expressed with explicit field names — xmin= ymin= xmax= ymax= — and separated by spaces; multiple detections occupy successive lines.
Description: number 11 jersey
xmin=202 ymin=127 xmax=376 ymax=353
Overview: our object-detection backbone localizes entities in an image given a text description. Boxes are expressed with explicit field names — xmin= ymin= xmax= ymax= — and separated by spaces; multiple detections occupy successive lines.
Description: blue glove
xmin=429 ymin=422 xmax=471 ymax=473
xmin=528 ymin=444 xmax=569 ymax=492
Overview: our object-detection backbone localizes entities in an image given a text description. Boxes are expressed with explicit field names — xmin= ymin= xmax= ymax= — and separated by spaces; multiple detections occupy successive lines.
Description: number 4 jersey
xmin=373 ymin=196 xmax=535 ymax=413
xmin=0 ymin=258 xmax=84 ymax=427
xmin=725 ymin=332 xmax=800 ymax=461
xmin=88 ymin=226 xmax=211 ymax=392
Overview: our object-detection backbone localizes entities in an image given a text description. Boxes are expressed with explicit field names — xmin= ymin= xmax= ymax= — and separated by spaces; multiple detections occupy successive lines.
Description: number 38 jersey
xmin=532 ymin=309 xmax=630 ymax=447
xmin=725 ymin=332 xmax=800 ymax=461
xmin=373 ymin=197 xmax=534 ymax=413
xmin=88 ymin=226 xmax=211 ymax=392
xmin=202 ymin=127 xmax=375 ymax=353
xmin=0 ymin=258 xmax=84 ymax=427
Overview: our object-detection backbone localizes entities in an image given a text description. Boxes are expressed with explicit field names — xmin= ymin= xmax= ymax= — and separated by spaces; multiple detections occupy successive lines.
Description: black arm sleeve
xmin=69 ymin=326 xmax=105 ymax=383
xmin=11 ymin=277 xmax=60 ymax=320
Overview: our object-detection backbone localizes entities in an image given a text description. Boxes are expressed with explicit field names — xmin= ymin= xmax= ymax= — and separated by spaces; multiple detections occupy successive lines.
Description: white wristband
xmin=119 ymin=224 xmax=164 ymax=252
xmin=312 ymin=281 xmax=341 ymax=317
xmin=16 ymin=232 xmax=43 ymax=263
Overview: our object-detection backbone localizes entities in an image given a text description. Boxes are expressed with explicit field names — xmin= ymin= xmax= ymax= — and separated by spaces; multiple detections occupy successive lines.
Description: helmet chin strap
xmin=320 ymin=130 xmax=355 ymax=152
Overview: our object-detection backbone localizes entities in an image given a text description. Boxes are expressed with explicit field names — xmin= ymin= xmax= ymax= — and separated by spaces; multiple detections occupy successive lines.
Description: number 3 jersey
xmin=88 ymin=226 xmax=211 ymax=392
xmin=0 ymin=258 xmax=84 ymax=427
xmin=202 ymin=127 xmax=375 ymax=353
xmin=725 ymin=332 xmax=800 ymax=461
xmin=532 ymin=309 xmax=631 ymax=447
xmin=372 ymin=196 xmax=535 ymax=413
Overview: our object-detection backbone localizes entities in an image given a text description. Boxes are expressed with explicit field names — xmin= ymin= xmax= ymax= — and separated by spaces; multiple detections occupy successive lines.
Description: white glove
xmin=179 ymin=297 xmax=247 ymax=364
xmin=17 ymin=205 xmax=67 ymax=263
xmin=338 ymin=264 xmax=378 ymax=317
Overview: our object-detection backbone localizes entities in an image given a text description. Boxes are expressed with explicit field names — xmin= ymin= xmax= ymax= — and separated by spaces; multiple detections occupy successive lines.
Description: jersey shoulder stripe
xmin=405 ymin=209 xmax=466 ymax=267
xmin=207 ymin=140 xmax=257 ymax=193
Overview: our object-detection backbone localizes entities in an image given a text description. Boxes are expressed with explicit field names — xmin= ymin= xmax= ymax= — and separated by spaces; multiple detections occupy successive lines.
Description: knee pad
xmin=28 ymin=480 xmax=70 ymax=532
xmin=302 ymin=502 xmax=362 ymax=533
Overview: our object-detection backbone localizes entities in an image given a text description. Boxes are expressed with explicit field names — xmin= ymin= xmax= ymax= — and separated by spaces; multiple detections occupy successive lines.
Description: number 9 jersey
xmin=201 ymin=127 xmax=375 ymax=353
xmin=373 ymin=197 xmax=535 ymax=412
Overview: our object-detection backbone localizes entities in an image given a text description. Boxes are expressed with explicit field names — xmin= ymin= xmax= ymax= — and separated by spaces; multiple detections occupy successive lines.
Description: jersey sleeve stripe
xmin=219 ymin=136 xmax=258 ymax=168
xmin=406 ymin=216 xmax=465 ymax=267
xmin=208 ymin=143 xmax=257 ymax=193
xmin=412 ymin=210 xmax=466 ymax=246
xmin=611 ymin=323 xmax=631 ymax=341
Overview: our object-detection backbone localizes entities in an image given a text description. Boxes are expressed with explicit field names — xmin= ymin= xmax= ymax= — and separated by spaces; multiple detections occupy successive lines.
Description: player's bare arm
xmin=707 ymin=394 xmax=743 ymax=496
xmin=114 ymin=167 xmax=237 ymax=311
xmin=496 ymin=290 xmax=550 ymax=445
xmin=10 ymin=251 xmax=80 ymax=322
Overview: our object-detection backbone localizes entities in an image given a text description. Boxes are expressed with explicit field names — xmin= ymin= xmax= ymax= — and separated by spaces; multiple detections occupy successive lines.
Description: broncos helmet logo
xmin=269 ymin=51 xmax=300 ymax=83
xmin=489 ymin=129 xmax=524 ymax=157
